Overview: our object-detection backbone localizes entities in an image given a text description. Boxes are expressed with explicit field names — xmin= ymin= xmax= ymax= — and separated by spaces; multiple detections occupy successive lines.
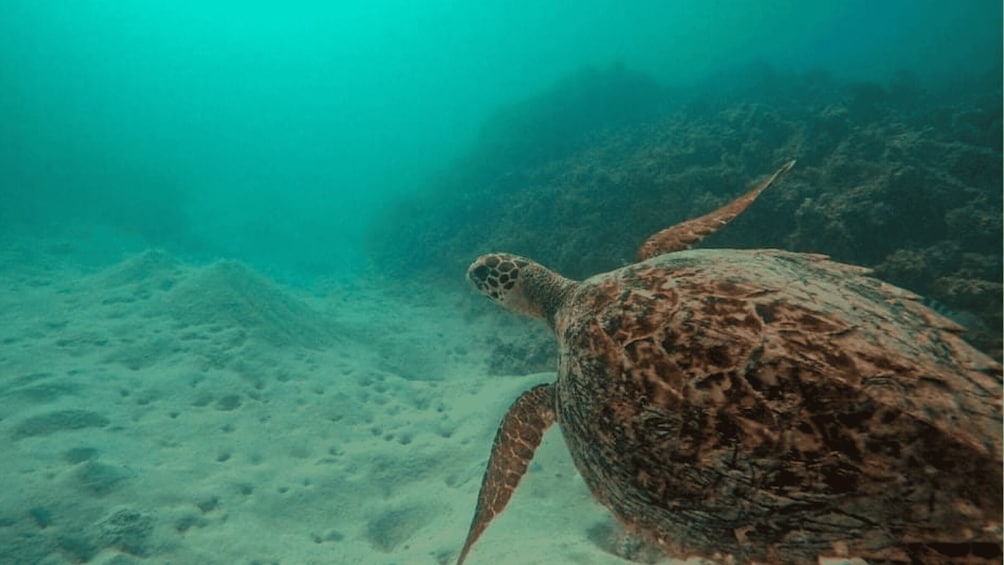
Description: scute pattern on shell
xmin=457 ymin=162 xmax=1002 ymax=565
xmin=553 ymin=248 xmax=1002 ymax=564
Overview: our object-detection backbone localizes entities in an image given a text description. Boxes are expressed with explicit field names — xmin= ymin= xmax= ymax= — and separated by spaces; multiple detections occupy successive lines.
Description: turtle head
xmin=467 ymin=253 xmax=574 ymax=325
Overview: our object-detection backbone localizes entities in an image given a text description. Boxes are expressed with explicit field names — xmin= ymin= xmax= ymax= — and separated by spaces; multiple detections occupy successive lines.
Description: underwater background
xmin=0 ymin=1 xmax=1000 ymax=564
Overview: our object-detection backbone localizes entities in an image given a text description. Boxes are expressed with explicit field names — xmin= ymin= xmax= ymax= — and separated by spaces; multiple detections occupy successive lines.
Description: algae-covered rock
xmin=370 ymin=65 xmax=1002 ymax=357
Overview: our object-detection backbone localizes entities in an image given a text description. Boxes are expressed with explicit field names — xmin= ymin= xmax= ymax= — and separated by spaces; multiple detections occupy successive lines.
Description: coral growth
xmin=369 ymin=65 xmax=1002 ymax=358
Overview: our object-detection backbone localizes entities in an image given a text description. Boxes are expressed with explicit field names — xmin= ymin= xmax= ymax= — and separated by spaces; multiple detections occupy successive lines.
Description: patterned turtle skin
xmin=456 ymin=161 xmax=1003 ymax=564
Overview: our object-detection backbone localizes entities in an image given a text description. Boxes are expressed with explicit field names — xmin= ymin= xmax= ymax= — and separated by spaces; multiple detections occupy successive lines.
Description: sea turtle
xmin=457 ymin=161 xmax=1003 ymax=564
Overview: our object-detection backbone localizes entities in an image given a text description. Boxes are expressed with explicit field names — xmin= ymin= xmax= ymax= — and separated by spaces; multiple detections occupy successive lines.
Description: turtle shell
xmin=552 ymin=248 xmax=1002 ymax=563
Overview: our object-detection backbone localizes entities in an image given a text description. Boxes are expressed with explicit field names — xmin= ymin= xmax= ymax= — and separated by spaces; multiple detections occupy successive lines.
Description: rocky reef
xmin=369 ymin=64 xmax=1002 ymax=358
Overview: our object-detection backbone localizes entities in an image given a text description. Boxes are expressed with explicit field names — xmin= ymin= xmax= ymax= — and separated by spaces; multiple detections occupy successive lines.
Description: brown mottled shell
xmin=553 ymin=248 xmax=1002 ymax=564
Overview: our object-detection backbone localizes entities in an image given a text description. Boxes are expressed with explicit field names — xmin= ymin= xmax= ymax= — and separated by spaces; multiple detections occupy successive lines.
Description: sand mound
xmin=89 ymin=249 xmax=182 ymax=290
xmin=166 ymin=259 xmax=339 ymax=349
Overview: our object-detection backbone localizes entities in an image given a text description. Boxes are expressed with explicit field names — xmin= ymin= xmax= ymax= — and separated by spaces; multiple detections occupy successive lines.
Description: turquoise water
xmin=1 ymin=0 xmax=998 ymax=279
xmin=0 ymin=3 xmax=1001 ymax=564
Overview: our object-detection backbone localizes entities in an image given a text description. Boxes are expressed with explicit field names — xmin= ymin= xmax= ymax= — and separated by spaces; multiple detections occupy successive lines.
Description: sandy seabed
xmin=0 ymin=239 xmax=687 ymax=565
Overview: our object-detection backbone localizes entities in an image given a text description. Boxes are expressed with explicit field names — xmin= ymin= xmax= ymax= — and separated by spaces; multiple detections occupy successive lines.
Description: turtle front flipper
xmin=636 ymin=159 xmax=796 ymax=260
xmin=457 ymin=383 xmax=556 ymax=564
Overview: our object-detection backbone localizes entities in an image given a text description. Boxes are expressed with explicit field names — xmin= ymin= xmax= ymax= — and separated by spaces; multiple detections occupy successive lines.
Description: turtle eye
xmin=470 ymin=265 xmax=490 ymax=283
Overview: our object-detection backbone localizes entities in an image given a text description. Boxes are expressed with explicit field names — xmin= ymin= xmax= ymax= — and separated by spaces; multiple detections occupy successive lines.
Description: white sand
xmin=0 ymin=242 xmax=690 ymax=564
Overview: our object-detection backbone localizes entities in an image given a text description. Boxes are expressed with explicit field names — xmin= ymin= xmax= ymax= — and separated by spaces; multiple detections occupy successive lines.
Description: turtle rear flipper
xmin=587 ymin=519 xmax=665 ymax=564
xmin=636 ymin=159 xmax=795 ymax=261
xmin=457 ymin=383 xmax=556 ymax=564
